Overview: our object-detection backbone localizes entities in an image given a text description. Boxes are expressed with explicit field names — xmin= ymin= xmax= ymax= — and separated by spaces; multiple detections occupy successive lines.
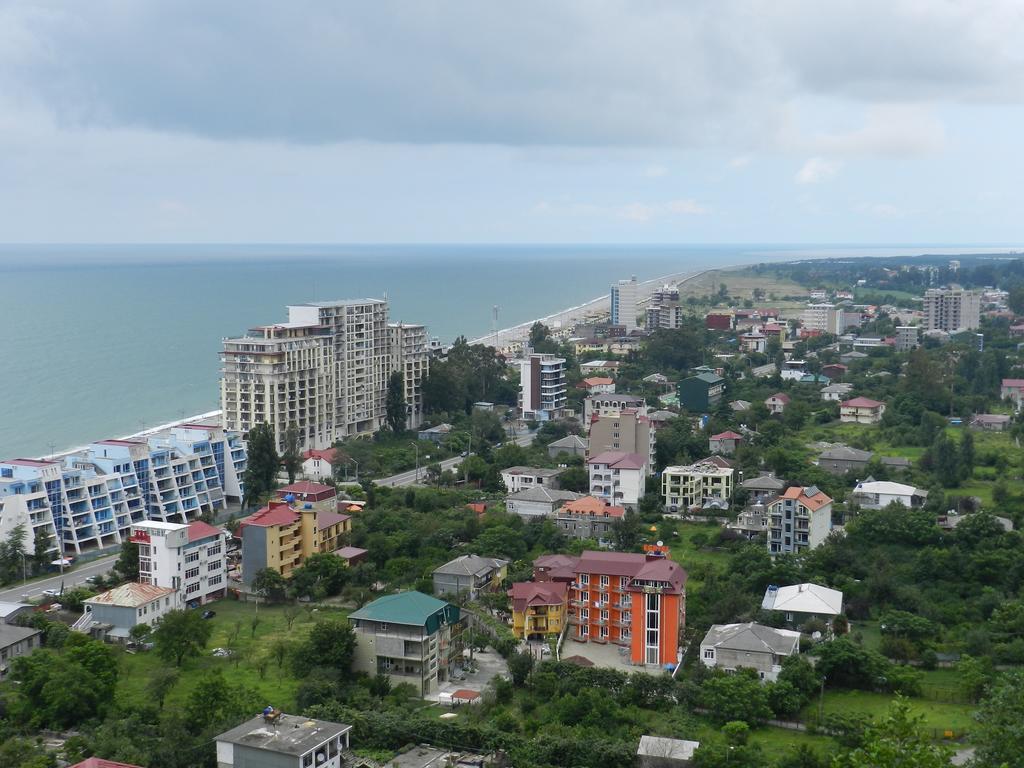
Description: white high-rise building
xmin=131 ymin=519 xmax=228 ymax=605
xmin=519 ymin=353 xmax=567 ymax=422
xmin=800 ymin=304 xmax=842 ymax=334
xmin=923 ymin=287 xmax=981 ymax=332
xmin=611 ymin=276 xmax=639 ymax=330
xmin=389 ymin=323 xmax=430 ymax=431
xmin=221 ymin=322 xmax=334 ymax=451
xmin=646 ymin=285 xmax=684 ymax=330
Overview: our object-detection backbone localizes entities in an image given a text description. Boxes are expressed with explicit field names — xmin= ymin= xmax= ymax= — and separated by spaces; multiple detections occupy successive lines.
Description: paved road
xmin=373 ymin=431 xmax=535 ymax=487
xmin=0 ymin=554 xmax=118 ymax=603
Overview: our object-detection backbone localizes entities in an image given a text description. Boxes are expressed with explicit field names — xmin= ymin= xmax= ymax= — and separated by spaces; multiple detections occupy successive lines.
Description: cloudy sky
xmin=2 ymin=1 xmax=1023 ymax=243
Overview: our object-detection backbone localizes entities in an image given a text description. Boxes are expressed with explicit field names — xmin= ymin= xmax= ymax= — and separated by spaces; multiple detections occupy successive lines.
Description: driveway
xmin=426 ymin=648 xmax=509 ymax=703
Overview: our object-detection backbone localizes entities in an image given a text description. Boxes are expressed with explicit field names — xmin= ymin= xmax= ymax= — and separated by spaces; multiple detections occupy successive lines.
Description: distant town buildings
xmin=646 ymin=285 xmax=684 ymax=330
xmin=611 ymin=276 xmax=639 ymax=330
xmin=923 ymin=286 xmax=981 ymax=332
xmin=519 ymin=353 xmax=568 ymax=422
xmin=389 ymin=322 xmax=431 ymax=431
xmin=895 ymin=325 xmax=920 ymax=352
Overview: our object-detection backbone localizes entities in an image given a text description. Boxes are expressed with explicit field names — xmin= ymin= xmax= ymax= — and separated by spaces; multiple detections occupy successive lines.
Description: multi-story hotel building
xmin=611 ymin=276 xmax=639 ymax=330
xmin=0 ymin=424 xmax=246 ymax=555
xmin=767 ymin=486 xmax=833 ymax=555
xmin=567 ymin=550 xmax=686 ymax=667
xmin=220 ymin=321 xmax=335 ymax=452
xmin=519 ymin=353 xmax=567 ymax=422
xmin=388 ymin=323 xmax=430 ymax=431
xmin=661 ymin=458 xmax=735 ymax=512
xmin=923 ymin=286 xmax=981 ymax=332
xmin=587 ymin=409 xmax=655 ymax=472
xmin=131 ymin=519 xmax=228 ymax=605
xmin=508 ymin=581 xmax=568 ymax=641
xmin=239 ymin=482 xmax=352 ymax=583
xmin=223 ymin=299 xmax=432 ymax=451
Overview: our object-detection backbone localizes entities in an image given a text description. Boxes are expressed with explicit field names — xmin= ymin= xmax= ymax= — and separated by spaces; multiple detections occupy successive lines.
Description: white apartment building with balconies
xmin=923 ymin=286 xmax=981 ymax=332
xmin=520 ymin=353 xmax=567 ymax=422
xmin=389 ymin=322 xmax=430 ymax=431
xmin=767 ymin=486 xmax=833 ymax=556
xmin=131 ymin=519 xmax=228 ymax=605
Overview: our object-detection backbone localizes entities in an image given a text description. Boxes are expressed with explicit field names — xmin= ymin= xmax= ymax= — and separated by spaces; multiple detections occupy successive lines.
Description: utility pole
xmin=410 ymin=442 xmax=420 ymax=483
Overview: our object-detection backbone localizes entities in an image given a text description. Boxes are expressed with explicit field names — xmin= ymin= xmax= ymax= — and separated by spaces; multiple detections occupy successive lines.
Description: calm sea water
xmin=0 ymin=243 xmax=1012 ymax=457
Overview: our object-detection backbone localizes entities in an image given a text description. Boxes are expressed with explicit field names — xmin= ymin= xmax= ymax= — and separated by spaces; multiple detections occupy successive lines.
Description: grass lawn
xmin=665 ymin=522 xmax=732 ymax=572
xmin=748 ymin=726 xmax=835 ymax=760
xmin=808 ymin=690 xmax=976 ymax=736
xmin=116 ymin=599 xmax=349 ymax=712
xmin=850 ymin=620 xmax=882 ymax=653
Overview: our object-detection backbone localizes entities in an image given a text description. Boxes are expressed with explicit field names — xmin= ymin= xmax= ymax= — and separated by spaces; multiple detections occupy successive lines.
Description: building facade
xmin=840 ymin=397 xmax=886 ymax=424
xmin=215 ymin=712 xmax=352 ymax=768
xmin=499 ymin=466 xmax=563 ymax=494
xmin=131 ymin=520 xmax=228 ymax=605
xmin=519 ymin=354 xmax=567 ymax=422
xmin=699 ymin=622 xmax=801 ymax=681
xmin=508 ymin=581 xmax=568 ymax=641
xmin=677 ymin=373 xmax=725 ymax=413
xmin=924 ymin=287 xmax=981 ymax=332
xmin=895 ymin=325 xmax=920 ymax=352
xmin=767 ymin=486 xmax=833 ymax=555
xmin=611 ymin=276 xmax=639 ymax=330
xmin=79 ymin=582 xmax=181 ymax=641
xmin=587 ymin=451 xmax=647 ymax=509
xmin=554 ymin=496 xmax=625 ymax=542
xmin=800 ymin=304 xmax=842 ymax=334
xmin=432 ymin=554 xmax=509 ymax=600
xmin=588 ymin=410 xmax=655 ymax=471
xmin=0 ymin=423 xmax=246 ymax=556
xmin=389 ymin=322 xmax=430 ymax=431
xmin=567 ymin=550 xmax=686 ymax=667
xmin=349 ymin=591 xmax=463 ymax=696
xmin=661 ymin=460 xmax=734 ymax=512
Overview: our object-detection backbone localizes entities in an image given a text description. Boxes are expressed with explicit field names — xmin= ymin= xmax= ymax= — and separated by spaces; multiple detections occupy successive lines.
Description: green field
xmin=807 ymin=690 xmax=976 ymax=736
xmin=116 ymin=599 xmax=349 ymax=711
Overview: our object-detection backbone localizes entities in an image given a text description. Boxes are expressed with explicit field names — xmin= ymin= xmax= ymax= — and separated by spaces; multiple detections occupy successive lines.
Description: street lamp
xmin=409 ymin=442 xmax=420 ymax=482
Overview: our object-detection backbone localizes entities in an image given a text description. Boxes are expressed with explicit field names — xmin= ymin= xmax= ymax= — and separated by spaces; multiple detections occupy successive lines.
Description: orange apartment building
xmin=566 ymin=550 xmax=687 ymax=667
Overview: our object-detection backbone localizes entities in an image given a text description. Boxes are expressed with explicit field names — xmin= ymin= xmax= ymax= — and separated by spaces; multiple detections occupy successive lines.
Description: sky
xmin=1 ymin=1 xmax=1023 ymax=244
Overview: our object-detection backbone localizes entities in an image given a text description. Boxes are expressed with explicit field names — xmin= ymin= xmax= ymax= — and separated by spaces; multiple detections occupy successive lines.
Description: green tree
xmin=289 ymin=553 xmax=349 ymax=599
xmin=128 ymin=622 xmax=151 ymax=645
xmin=833 ymin=698 xmax=951 ymax=768
xmin=958 ymin=430 xmax=975 ymax=482
xmin=281 ymin=424 xmax=303 ymax=484
xmin=972 ymin=669 xmax=1024 ymax=767
xmin=291 ymin=619 xmax=357 ymax=677
xmin=507 ymin=651 xmax=535 ymax=686
xmin=31 ymin=527 xmax=52 ymax=576
xmin=113 ymin=539 xmax=140 ymax=582
xmin=153 ymin=609 xmax=213 ymax=666
xmin=700 ymin=669 xmax=772 ymax=725
xmin=611 ymin=510 xmax=644 ymax=552
xmin=0 ymin=523 xmax=29 ymax=585
xmin=385 ymin=371 xmax=408 ymax=433
xmin=252 ymin=567 xmax=288 ymax=603
xmin=243 ymin=422 xmax=279 ymax=508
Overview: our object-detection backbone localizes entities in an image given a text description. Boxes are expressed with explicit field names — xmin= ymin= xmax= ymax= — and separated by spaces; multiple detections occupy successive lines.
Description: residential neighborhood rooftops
xmin=334 ymin=546 xmax=368 ymax=560
xmin=587 ymin=451 xmax=647 ymax=469
xmin=575 ymin=551 xmax=687 ymax=592
xmin=277 ymin=481 xmax=336 ymax=500
xmin=853 ymin=480 xmax=926 ymax=497
xmin=533 ymin=553 xmax=580 ymax=580
xmin=767 ymin=392 xmax=791 ymax=403
xmin=433 ymin=554 xmax=509 ymax=578
xmin=701 ymin=622 xmax=802 ymax=655
xmin=880 ymin=456 xmax=912 ymax=468
xmin=588 ymin=393 xmax=646 ymax=404
xmin=85 ymin=582 xmax=176 ymax=608
xmin=0 ymin=624 xmax=41 ymax=648
xmin=741 ymin=474 xmax=786 ymax=491
xmin=582 ymin=376 xmax=614 ymax=386
xmin=216 ymin=713 xmax=352 ymax=756
xmin=303 ymin=447 xmax=340 ymax=462
xmin=761 ymin=583 xmax=843 ymax=616
xmin=711 ymin=430 xmax=743 ymax=440
xmin=186 ymin=520 xmax=223 ymax=543
xmin=547 ymin=434 xmax=588 ymax=451
xmin=779 ymin=485 xmax=832 ymax=511
xmin=241 ymin=500 xmax=300 ymax=528
xmin=349 ymin=591 xmax=456 ymax=627
xmin=69 ymin=759 xmax=147 ymax=768
xmin=317 ymin=510 xmax=352 ymax=529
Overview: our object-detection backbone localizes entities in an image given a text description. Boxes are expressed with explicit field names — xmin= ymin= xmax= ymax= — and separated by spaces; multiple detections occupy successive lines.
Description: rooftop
xmin=216 ymin=713 xmax=352 ymax=756
xmin=779 ymin=485 xmax=832 ymax=511
xmin=508 ymin=581 xmax=567 ymax=611
xmin=433 ymin=554 xmax=509 ymax=578
xmin=0 ymin=623 xmax=41 ymax=647
xmin=187 ymin=520 xmax=224 ymax=543
xmin=85 ymin=582 xmax=176 ymax=608
xmin=241 ymin=501 xmax=300 ymax=528
xmin=506 ymin=486 xmax=581 ymax=504
xmin=350 ymin=591 xmax=457 ymax=627
xmin=68 ymin=759 xmax=147 ymax=768
xmin=818 ymin=445 xmax=873 ymax=462
xmin=637 ymin=735 xmax=700 ymax=762
xmin=701 ymin=622 xmax=802 ymax=655
xmin=842 ymin=396 xmax=884 ymax=408
xmin=711 ymin=430 xmax=743 ymax=440
xmin=559 ymin=496 xmax=625 ymax=518
xmin=762 ymin=583 xmax=844 ymax=616
xmin=502 ymin=466 xmax=564 ymax=478
xmin=853 ymin=480 xmax=923 ymax=497
xmin=587 ymin=451 xmax=647 ymax=469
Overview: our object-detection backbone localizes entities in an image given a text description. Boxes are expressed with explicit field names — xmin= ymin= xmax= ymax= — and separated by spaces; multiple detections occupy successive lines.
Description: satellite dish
xmin=656 ymin=540 xmax=664 ymax=547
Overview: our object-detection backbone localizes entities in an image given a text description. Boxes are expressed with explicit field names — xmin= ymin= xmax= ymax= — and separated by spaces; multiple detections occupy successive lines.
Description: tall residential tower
xmin=611 ymin=276 xmax=639 ymax=330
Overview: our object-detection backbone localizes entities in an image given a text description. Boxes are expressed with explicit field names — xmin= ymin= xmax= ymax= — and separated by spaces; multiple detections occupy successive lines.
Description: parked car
xmin=201 ymin=610 xmax=216 ymax=619
xmin=42 ymin=588 xmax=60 ymax=598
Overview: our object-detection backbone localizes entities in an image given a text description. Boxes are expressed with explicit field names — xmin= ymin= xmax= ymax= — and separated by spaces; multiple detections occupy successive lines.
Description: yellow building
xmin=508 ymin=581 xmax=568 ymax=640
xmin=240 ymin=482 xmax=353 ymax=584
xmin=661 ymin=458 xmax=735 ymax=512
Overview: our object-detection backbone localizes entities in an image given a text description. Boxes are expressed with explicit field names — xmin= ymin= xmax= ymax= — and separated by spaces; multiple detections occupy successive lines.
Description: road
xmin=0 ymin=554 xmax=118 ymax=603
xmin=373 ymin=431 xmax=535 ymax=487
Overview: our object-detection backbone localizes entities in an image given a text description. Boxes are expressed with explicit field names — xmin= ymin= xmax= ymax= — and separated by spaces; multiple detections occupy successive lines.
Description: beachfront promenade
xmin=468 ymin=268 xmax=711 ymax=349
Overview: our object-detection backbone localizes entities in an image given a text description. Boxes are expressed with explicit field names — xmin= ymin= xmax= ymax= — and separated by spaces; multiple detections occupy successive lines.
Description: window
xmin=185 ymin=566 xmax=200 ymax=580
xmin=208 ymin=561 xmax=221 ymax=572
xmin=619 ymin=577 xmax=629 ymax=590
xmin=207 ymin=544 xmax=222 ymax=557
xmin=578 ymin=573 xmax=589 ymax=585
xmin=186 ymin=582 xmax=201 ymax=594
xmin=704 ymin=648 xmax=715 ymax=659
xmin=580 ymin=591 xmax=589 ymax=603
xmin=208 ymin=574 xmax=222 ymax=586
xmin=599 ymin=575 xmax=609 ymax=588
xmin=785 ymin=612 xmax=793 ymax=622
xmin=580 ymin=608 xmax=589 ymax=621
xmin=185 ymin=550 xmax=200 ymax=563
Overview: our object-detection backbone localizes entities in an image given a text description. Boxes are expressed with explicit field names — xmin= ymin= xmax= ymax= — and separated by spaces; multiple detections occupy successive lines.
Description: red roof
xmin=69 ymin=759 xmax=146 ymax=768
xmin=508 ymin=581 xmax=567 ymax=612
xmin=334 ymin=546 xmax=368 ymax=561
xmin=767 ymin=393 xmax=790 ymax=403
xmin=533 ymin=554 xmax=579 ymax=581
xmin=317 ymin=510 xmax=351 ymax=529
xmin=842 ymin=397 xmax=884 ymax=408
xmin=711 ymin=431 xmax=743 ymax=440
xmin=587 ymin=451 xmax=647 ymax=469
xmin=574 ymin=551 xmax=686 ymax=593
xmin=467 ymin=502 xmax=487 ymax=516
xmin=582 ymin=377 xmax=614 ymax=386
xmin=780 ymin=485 xmax=833 ymax=511
xmin=1002 ymin=379 xmax=1024 ymax=388
xmin=303 ymin=448 xmax=338 ymax=463
xmin=450 ymin=689 xmax=481 ymax=701
xmin=187 ymin=520 xmax=223 ymax=543
xmin=3 ymin=458 xmax=58 ymax=467
xmin=276 ymin=481 xmax=336 ymax=502
xmin=560 ymin=496 xmax=625 ymax=518
xmin=241 ymin=500 xmax=300 ymax=528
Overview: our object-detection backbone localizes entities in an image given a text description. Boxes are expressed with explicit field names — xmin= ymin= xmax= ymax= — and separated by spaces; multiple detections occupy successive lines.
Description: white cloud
xmin=728 ymin=155 xmax=751 ymax=169
xmin=643 ymin=164 xmax=669 ymax=178
xmin=857 ymin=202 xmax=908 ymax=218
xmin=811 ymin=105 xmax=947 ymax=155
xmin=796 ymin=157 xmax=842 ymax=184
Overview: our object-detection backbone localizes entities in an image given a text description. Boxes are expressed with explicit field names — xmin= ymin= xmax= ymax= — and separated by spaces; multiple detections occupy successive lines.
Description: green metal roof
xmin=349 ymin=590 xmax=458 ymax=629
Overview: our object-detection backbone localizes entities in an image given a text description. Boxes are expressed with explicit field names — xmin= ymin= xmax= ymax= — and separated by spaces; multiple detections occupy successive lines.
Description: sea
xmin=0 ymin=243 xmax=1017 ymax=458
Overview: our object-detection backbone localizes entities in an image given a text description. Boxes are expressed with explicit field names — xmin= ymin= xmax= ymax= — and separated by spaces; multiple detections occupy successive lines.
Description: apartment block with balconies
xmin=389 ymin=322 xmax=430 ymax=431
xmin=587 ymin=451 xmax=647 ymax=509
xmin=767 ymin=486 xmax=833 ymax=556
xmin=519 ymin=353 xmax=567 ymax=422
